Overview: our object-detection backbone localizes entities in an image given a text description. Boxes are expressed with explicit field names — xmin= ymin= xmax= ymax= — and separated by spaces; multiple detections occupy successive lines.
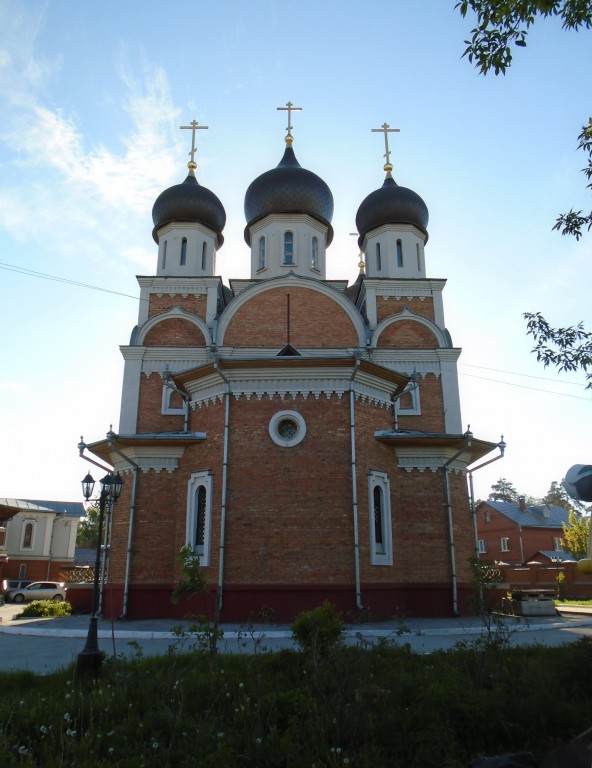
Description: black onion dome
xmin=151 ymin=172 xmax=226 ymax=245
xmin=356 ymin=175 xmax=429 ymax=247
xmin=244 ymin=145 xmax=334 ymax=245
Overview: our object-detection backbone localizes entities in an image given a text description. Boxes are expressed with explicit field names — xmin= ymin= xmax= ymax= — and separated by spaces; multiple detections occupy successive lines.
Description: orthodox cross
xmin=277 ymin=101 xmax=302 ymax=138
xmin=180 ymin=119 xmax=208 ymax=165
xmin=371 ymin=122 xmax=400 ymax=170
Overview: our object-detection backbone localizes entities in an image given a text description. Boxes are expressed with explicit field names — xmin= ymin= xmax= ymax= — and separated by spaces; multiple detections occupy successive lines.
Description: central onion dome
xmin=151 ymin=166 xmax=226 ymax=246
xmin=356 ymin=173 xmax=429 ymax=248
xmin=244 ymin=143 xmax=334 ymax=245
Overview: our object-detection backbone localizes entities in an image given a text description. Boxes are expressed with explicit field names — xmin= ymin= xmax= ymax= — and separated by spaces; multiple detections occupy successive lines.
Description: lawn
xmin=2 ymin=628 xmax=592 ymax=767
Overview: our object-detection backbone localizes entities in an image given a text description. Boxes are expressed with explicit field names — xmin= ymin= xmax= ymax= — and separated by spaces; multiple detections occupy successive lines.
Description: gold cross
xmin=277 ymin=101 xmax=302 ymax=138
xmin=180 ymin=119 xmax=208 ymax=165
xmin=371 ymin=122 xmax=400 ymax=170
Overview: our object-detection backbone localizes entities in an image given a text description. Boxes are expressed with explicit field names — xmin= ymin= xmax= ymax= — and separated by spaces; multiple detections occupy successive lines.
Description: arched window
xmin=396 ymin=239 xmax=403 ymax=268
xmin=376 ymin=242 xmax=381 ymax=272
xmin=311 ymin=236 xmax=319 ymax=270
xmin=258 ymin=236 xmax=266 ymax=270
xmin=283 ymin=232 xmax=294 ymax=265
xmin=368 ymin=471 xmax=393 ymax=565
xmin=186 ymin=472 xmax=212 ymax=565
xmin=201 ymin=241 xmax=207 ymax=271
xmin=180 ymin=238 xmax=187 ymax=266
xmin=22 ymin=521 xmax=34 ymax=550
xmin=162 ymin=240 xmax=167 ymax=270
xmin=416 ymin=243 xmax=421 ymax=271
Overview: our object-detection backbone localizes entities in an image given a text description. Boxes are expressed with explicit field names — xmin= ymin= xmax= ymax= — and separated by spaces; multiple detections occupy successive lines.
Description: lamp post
xmin=76 ymin=471 xmax=123 ymax=676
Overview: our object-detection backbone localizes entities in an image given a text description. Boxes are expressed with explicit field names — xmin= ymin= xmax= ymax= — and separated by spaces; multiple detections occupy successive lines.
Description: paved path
xmin=2 ymin=603 xmax=592 ymax=675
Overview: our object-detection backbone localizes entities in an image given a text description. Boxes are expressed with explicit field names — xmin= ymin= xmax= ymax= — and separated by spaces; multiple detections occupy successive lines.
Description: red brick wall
xmin=396 ymin=375 xmax=445 ymax=432
xmin=376 ymin=297 xmax=436 ymax=324
xmin=143 ymin=318 xmax=207 ymax=347
xmin=148 ymin=294 xmax=207 ymax=319
xmin=223 ymin=287 xmax=359 ymax=348
xmin=376 ymin=318 xmax=439 ymax=349
xmin=136 ymin=374 xmax=186 ymax=433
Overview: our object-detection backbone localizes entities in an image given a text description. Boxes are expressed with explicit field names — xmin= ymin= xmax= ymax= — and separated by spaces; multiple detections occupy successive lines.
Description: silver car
xmin=6 ymin=581 xmax=67 ymax=603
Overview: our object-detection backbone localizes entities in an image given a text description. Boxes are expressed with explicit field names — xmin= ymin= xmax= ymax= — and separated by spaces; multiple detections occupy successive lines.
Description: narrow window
xmin=186 ymin=471 xmax=212 ymax=565
xmin=162 ymin=240 xmax=167 ymax=270
xmin=553 ymin=537 xmax=563 ymax=551
xmin=376 ymin=242 xmax=381 ymax=272
xmin=201 ymin=241 xmax=207 ymax=271
xmin=18 ymin=563 xmax=27 ymax=579
xmin=368 ymin=471 xmax=393 ymax=565
xmin=416 ymin=243 xmax=421 ymax=271
xmin=283 ymin=232 xmax=294 ymax=265
xmin=373 ymin=486 xmax=385 ymax=554
xmin=396 ymin=239 xmax=403 ymax=268
xmin=501 ymin=537 xmax=510 ymax=552
xmin=478 ymin=539 xmax=487 ymax=554
xmin=22 ymin=521 xmax=34 ymax=549
xmin=258 ymin=236 xmax=266 ymax=270
xmin=180 ymin=237 xmax=187 ymax=266
xmin=311 ymin=236 xmax=319 ymax=270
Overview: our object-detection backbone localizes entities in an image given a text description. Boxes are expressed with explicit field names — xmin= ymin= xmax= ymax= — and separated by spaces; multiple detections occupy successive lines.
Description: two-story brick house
xmin=476 ymin=497 xmax=570 ymax=564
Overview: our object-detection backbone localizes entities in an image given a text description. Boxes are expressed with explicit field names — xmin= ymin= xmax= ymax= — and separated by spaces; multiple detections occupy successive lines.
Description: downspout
xmin=105 ymin=430 xmax=140 ymax=620
xmin=212 ymin=354 xmax=230 ymax=625
xmin=443 ymin=427 xmax=473 ymax=617
xmin=349 ymin=353 xmax=363 ymax=610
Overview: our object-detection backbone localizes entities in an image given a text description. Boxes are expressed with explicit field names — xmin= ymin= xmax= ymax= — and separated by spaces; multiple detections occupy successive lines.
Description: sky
xmin=1 ymin=0 xmax=591 ymax=505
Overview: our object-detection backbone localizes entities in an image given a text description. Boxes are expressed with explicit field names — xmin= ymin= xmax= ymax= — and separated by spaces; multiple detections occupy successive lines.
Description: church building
xmin=83 ymin=106 xmax=497 ymax=622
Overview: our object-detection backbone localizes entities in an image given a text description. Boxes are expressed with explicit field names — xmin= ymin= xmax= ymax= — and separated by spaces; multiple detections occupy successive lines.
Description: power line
xmin=0 ymin=262 xmax=143 ymax=302
xmin=459 ymin=371 xmax=591 ymax=401
xmin=458 ymin=362 xmax=585 ymax=387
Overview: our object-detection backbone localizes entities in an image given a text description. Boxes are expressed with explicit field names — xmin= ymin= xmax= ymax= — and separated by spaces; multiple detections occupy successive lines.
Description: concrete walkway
xmin=2 ymin=603 xmax=592 ymax=674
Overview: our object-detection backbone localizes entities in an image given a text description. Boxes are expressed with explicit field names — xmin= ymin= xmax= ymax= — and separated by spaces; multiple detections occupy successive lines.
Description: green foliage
xmin=76 ymin=504 xmax=100 ymax=548
xmin=17 ymin=600 xmax=72 ymax=618
xmin=171 ymin=545 xmax=207 ymax=605
xmin=525 ymin=311 xmax=592 ymax=389
xmin=562 ymin=508 xmax=590 ymax=559
xmin=291 ymin=600 xmax=344 ymax=656
xmin=3 ymin=640 xmax=592 ymax=766
xmin=488 ymin=477 xmax=519 ymax=502
xmin=456 ymin=1 xmax=592 ymax=76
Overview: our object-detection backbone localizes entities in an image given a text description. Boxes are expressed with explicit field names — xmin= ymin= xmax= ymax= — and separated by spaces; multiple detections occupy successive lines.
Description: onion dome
xmin=244 ymin=142 xmax=334 ymax=245
xmin=355 ymin=173 xmax=429 ymax=248
xmin=151 ymin=166 xmax=226 ymax=245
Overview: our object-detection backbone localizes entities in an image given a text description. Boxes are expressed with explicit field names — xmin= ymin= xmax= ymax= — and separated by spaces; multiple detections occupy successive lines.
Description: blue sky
xmin=1 ymin=0 xmax=591 ymax=504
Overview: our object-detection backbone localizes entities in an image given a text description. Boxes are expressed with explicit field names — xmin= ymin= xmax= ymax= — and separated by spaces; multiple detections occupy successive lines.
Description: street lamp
xmin=76 ymin=471 xmax=123 ymax=675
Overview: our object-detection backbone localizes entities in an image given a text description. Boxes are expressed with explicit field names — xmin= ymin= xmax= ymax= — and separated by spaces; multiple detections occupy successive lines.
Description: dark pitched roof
xmin=483 ymin=500 xmax=569 ymax=529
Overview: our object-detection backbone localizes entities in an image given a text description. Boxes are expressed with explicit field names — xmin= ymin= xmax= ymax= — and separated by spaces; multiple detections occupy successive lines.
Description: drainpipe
xmin=443 ymin=427 xmax=473 ymax=616
xmin=212 ymin=354 xmax=230 ymax=627
xmin=105 ymin=430 xmax=140 ymax=620
xmin=349 ymin=353 xmax=363 ymax=610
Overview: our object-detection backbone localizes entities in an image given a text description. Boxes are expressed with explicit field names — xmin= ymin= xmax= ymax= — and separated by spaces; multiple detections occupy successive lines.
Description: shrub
xmin=17 ymin=600 xmax=72 ymax=618
xmin=291 ymin=600 xmax=344 ymax=656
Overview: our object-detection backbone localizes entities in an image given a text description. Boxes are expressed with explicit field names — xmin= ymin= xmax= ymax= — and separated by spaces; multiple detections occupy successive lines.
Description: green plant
xmin=291 ymin=601 xmax=344 ymax=656
xmin=17 ymin=600 xmax=72 ymax=618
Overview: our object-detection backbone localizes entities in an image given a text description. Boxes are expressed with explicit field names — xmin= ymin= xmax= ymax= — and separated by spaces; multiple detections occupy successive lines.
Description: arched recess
xmin=217 ymin=273 xmax=367 ymax=349
xmin=136 ymin=306 xmax=212 ymax=347
xmin=372 ymin=308 xmax=449 ymax=349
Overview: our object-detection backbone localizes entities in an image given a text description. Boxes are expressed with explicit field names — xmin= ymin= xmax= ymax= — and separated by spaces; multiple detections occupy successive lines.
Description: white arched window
xmin=162 ymin=240 xmax=167 ymax=270
xmin=283 ymin=232 xmax=294 ymax=265
xmin=201 ymin=241 xmax=207 ymax=271
xmin=180 ymin=237 xmax=188 ymax=266
xmin=376 ymin=242 xmax=382 ymax=272
xmin=396 ymin=239 xmax=403 ymax=268
xmin=311 ymin=237 xmax=319 ymax=270
xmin=258 ymin=236 xmax=266 ymax=270
xmin=186 ymin=471 xmax=213 ymax=565
xmin=368 ymin=471 xmax=393 ymax=565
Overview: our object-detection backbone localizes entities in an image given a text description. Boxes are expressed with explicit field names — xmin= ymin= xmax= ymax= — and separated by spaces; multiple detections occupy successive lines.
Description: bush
xmin=17 ymin=600 xmax=72 ymax=618
xmin=291 ymin=600 xmax=344 ymax=656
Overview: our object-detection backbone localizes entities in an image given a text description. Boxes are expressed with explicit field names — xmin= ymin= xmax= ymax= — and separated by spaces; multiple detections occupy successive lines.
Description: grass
xmin=556 ymin=599 xmax=592 ymax=606
xmin=2 ymin=633 xmax=592 ymax=767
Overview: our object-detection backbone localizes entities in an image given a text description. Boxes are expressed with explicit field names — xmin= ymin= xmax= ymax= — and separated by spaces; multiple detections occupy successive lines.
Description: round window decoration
xmin=269 ymin=410 xmax=307 ymax=448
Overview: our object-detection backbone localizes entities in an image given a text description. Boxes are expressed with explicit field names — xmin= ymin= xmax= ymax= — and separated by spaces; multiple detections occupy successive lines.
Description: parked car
xmin=2 ymin=579 xmax=32 ymax=595
xmin=5 ymin=581 xmax=67 ymax=603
